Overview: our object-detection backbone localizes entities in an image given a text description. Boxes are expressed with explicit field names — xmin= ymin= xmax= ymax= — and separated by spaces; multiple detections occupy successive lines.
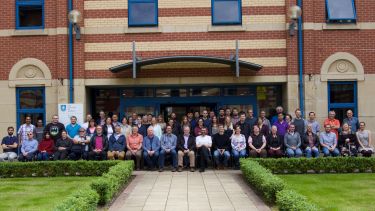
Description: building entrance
xmin=160 ymin=103 xmax=216 ymax=122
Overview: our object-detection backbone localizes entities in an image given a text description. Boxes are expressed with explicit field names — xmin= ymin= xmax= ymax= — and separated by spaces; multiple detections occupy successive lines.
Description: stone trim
xmin=320 ymin=52 xmax=364 ymax=81
xmin=9 ymin=58 xmax=52 ymax=87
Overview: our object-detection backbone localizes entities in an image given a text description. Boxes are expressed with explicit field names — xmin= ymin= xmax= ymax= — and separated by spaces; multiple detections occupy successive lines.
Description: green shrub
xmin=90 ymin=161 xmax=134 ymax=205
xmin=54 ymin=187 xmax=99 ymax=211
xmin=276 ymin=189 xmax=319 ymax=211
xmin=240 ymin=159 xmax=285 ymax=203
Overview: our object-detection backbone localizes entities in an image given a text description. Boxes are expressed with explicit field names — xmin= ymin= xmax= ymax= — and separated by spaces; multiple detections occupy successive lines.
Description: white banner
xmin=58 ymin=104 xmax=84 ymax=126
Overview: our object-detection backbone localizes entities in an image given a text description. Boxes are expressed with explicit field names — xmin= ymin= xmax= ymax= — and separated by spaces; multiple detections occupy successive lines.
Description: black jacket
xmin=55 ymin=137 xmax=72 ymax=151
xmin=177 ymin=135 xmax=196 ymax=151
xmin=212 ymin=133 xmax=231 ymax=151
xmin=235 ymin=121 xmax=251 ymax=140
xmin=89 ymin=134 xmax=109 ymax=151
xmin=266 ymin=134 xmax=283 ymax=149
xmin=102 ymin=124 xmax=115 ymax=137
xmin=302 ymin=132 xmax=320 ymax=150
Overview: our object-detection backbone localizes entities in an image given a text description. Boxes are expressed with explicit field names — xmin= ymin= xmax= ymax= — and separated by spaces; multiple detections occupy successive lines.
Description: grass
xmin=0 ymin=176 xmax=98 ymax=211
xmin=280 ymin=173 xmax=375 ymax=211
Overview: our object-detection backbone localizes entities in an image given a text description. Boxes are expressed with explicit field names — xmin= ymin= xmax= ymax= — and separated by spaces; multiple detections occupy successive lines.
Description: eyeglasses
xmin=79 ymin=131 xmax=85 ymax=132
xmin=27 ymin=133 xmax=33 ymax=136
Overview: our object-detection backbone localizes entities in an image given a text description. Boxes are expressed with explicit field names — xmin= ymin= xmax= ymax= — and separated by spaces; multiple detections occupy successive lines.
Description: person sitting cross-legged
xmin=320 ymin=124 xmax=340 ymax=157
xmin=143 ymin=126 xmax=160 ymax=171
xmin=54 ymin=130 xmax=72 ymax=160
xmin=159 ymin=125 xmax=178 ymax=172
xmin=212 ymin=125 xmax=231 ymax=170
xmin=18 ymin=132 xmax=38 ymax=162
xmin=196 ymin=127 xmax=212 ymax=172
xmin=248 ymin=125 xmax=267 ymax=158
xmin=177 ymin=126 xmax=196 ymax=172
xmin=0 ymin=126 xmax=18 ymax=162
xmin=231 ymin=125 xmax=247 ymax=170
xmin=89 ymin=126 xmax=109 ymax=160
xmin=302 ymin=124 xmax=320 ymax=158
xmin=37 ymin=132 xmax=55 ymax=161
xmin=107 ymin=126 xmax=126 ymax=160
xmin=284 ymin=124 xmax=302 ymax=158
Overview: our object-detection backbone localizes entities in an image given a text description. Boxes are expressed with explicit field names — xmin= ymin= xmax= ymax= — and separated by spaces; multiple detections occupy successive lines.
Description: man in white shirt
xmin=81 ymin=114 xmax=93 ymax=130
xmin=196 ymin=127 xmax=212 ymax=172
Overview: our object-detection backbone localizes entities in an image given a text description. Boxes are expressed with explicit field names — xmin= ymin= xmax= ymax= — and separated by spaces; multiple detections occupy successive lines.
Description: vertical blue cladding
xmin=212 ymin=0 xmax=242 ymax=25
xmin=297 ymin=0 xmax=304 ymax=117
xmin=68 ymin=0 xmax=74 ymax=103
xmin=128 ymin=0 xmax=158 ymax=26
xmin=326 ymin=0 xmax=356 ymax=22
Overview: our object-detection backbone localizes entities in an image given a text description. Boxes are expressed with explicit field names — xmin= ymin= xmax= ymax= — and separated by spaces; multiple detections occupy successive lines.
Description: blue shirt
xmin=160 ymin=133 xmax=177 ymax=151
xmin=66 ymin=124 xmax=81 ymax=139
xmin=21 ymin=139 xmax=38 ymax=154
xmin=143 ymin=135 xmax=160 ymax=152
xmin=1 ymin=136 xmax=18 ymax=153
xmin=343 ymin=117 xmax=359 ymax=132
xmin=320 ymin=132 xmax=337 ymax=147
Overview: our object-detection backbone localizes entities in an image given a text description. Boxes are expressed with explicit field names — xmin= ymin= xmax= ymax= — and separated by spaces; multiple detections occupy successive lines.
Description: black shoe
xmin=159 ymin=168 xmax=164 ymax=172
xmin=199 ymin=168 xmax=205 ymax=172
xmin=172 ymin=168 xmax=176 ymax=172
xmin=190 ymin=167 xmax=195 ymax=172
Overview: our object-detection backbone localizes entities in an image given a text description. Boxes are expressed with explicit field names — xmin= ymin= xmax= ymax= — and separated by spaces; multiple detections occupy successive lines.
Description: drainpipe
xmin=297 ymin=0 xmax=304 ymax=116
xmin=68 ymin=0 xmax=74 ymax=103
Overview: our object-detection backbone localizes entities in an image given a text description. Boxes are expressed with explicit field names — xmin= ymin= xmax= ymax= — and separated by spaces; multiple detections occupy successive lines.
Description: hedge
xmin=0 ymin=161 xmax=121 ymax=178
xmin=276 ymin=189 xmax=319 ymax=211
xmin=54 ymin=187 xmax=99 ymax=211
xmin=255 ymin=157 xmax=375 ymax=174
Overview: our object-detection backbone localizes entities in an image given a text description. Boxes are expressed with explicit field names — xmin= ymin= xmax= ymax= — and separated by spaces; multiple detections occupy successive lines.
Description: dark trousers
xmin=198 ymin=146 xmax=210 ymax=170
xmin=159 ymin=149 xmax=177 ymax=168
xmin=144 ymin=150 xmax=159 ymax=169
xmin=18 ymin=152 xmax=35 ymax=162
xmin=361 ymin=150 xmax=373 ymax=157
xmin=69 ymin=150 xmax=89 ymax=160
xmin=54 ymin=150 xmax=69 ymax=160
xmin=88 ymin=151 xmax=107 ymax=160
xmin=268 ymin=149 xmax=283 ymax=158
xmin=37 ymin=152 xmax=51 ymax=161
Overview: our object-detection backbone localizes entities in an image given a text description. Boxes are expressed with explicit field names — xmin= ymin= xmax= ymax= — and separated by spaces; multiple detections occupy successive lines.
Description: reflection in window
xmin=326 ymin=0 xmax=356 ymax=23
xmin=16 ymin=0 xmax=44 ymax=29
xmin=128 ymin=0 xmax=158 ymax=26
xmin=17 ymin=87 xmax=45 ymax=128
xmin=190 ymin=88 xmax=220 ymax=96
xmin=156 ymin=89 xmax=187 ymax=97
xmin=256 ymin=86 xmax=282 ymax=117
xmin=329 ymin=84 xmax=355 ymax=103
xmin=94 ymin=89 xmax=120 ymax=117
xmin=223 ymin=87 xmax=253 ymax=96
xmin=123 ymin=88 xmax=154 ymax=98
xmin=212 ymin=0 xmax=242 ymax=25
xmin=19 ymin=89 xmax=44 ymax=109
xmin=125 ymin=106 xmax=154 ymax=116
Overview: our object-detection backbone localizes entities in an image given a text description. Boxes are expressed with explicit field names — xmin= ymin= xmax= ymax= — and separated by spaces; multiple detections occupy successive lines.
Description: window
xmin=326 ymin=0 xmax=356 ymax=23
xmin=156 ymin=89 xmax=187 ymax=97
xmin=212 ymin=0 xmax=242 ymax=25
xmin=128 ymin=0 xmax=158 ymax=27
xmin=328 ymin=82 xmax=357 ymax=123
xmin=16 ymin=87 xmax=45 ymax=128
xmin=16 ymin=0 xmax=44 ymax=29
xmin=190 ymin=88 xmax=220 ymax=96
xmin=256 ymin=85 xmax=282 ymax=117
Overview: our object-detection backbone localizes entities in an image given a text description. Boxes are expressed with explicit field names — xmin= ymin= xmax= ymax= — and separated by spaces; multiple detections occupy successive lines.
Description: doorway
xmin=160 ymin=103 xmax=216 ymax=122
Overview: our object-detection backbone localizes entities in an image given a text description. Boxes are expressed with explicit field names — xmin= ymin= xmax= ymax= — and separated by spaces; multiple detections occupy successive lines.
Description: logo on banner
xmin=60 ymin=105 xmax=67 ymax=112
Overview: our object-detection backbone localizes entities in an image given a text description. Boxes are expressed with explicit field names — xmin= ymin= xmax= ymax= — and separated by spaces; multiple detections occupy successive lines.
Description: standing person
xmin=231 ymin=108 xmax=240 ymax=125
xmin=267 ymin=126 xmax=283 ymax=158
xmin=151 ymin=117 xmax=162 ymax=139
xmin=35 ymin=119 xmax=44 ymax=142
xmin=324 ymin=111 xmax=340 ymax=141
xmin=209 ymin=111 xmax=216 ymax=120
xmin=235 ymin=113 xmax=251 ymax=141
xmin=257 ymin=117 xmax=270 ymax=137
xmin=112 ymin=114 xmax=122 ymax=128
xmin=70 ymin=128 xmax=90 ymax=160
xmin=259 ymin=110 xmax=271 ymax=129
xmin=225 ymin=108 xmax=231 ymax=118
xmin=196 ymin=127 xmax=212 ymax=172
xmin=320 ymin=124 xmax=340 ymax=157
xmin=86 ymin=119 xmax=97 ymax=138
xmin=97 ymin=110 xmax=106 ymax=126
xmin=271 ymin=106 xmax=284 ymax=125
xmin=143 ymin=126 xmax=160 ymax=171
xmin=159 ymin=125 xmax=178 ymax=172
xmin=194 ymin=118 xmax=205 ymax=137
xmin=224 ymin=116 xmax=234 ymax=137
xmin=248 ymin=125 xmax=267 ymax=158
xmin=284 ymin=124 xmax=302 ymax=158
xmin=190 ymin=111 xmax=200 ymax=130
xmin=202 ymin=110 xmax=211 ymax=128
xmin=181 ymin=116 xmax=191 ymax=134
xmin=245 ymin=109 xmax=257 ymax=133
xmin=343 ymin=110 xmax=360 ymax=132
xmin=0 ymin=127 xmax=18 ymax=162
xmin=103 ymin=117 xmax=115 ymax=139
xmin=17 ymin=116 xmax=36 ymax=146
xmin=54 ymin=130 xmax=72 ymax=160
xmin=339 ymin=123 xmax=357 ymax=157
xmin=273 ymin=113 xmax=288 ymax=138
xmin=120 ymin=117 xmax=132 ymax=138
xmin=89 ymin=126 xmax=108 ymax=160
xmin=292 ymin=109 xmax=306 ymax=136
xmin=285 ymin=114 xmax=293 ymax=127
xmin=210 ymin=116 xmax=219 ymax=136
xmin=18 ymin=132 xmax=38 ymax=162
xmin=37 ymin=132 xmax=54 ymax=161
xmin=126 ymin=126 xmax=143 ymax=170
xmin=212 ymin=125 xmax=231 ymax=170
xmin=218 ymin=108 xmax=226 ymax=125
xmin=231 ymin=125 xmax=247 ymax=169
xmin=81 ymin=114 xmax=93 ymax=130
xmin=356 ymin=122 xmax=373 ymax=157
xmin=177 ymin=126 xmax=196 ymax=172
xmin=157 ymin=115 xmax=166 ymax=133
xmin=66 ymin=116 xmax=81 ymax=139
xmin=107 ymin=126 xmax=126 ymax=160
xmin=138 ymin=115 xmax=150 ymax=137
xmin=168 ymin=119 xmax=181 ymax=137
xmin=45 ymin=115 xmax=65 ymax=143
xmin=306 ymin=112 xmax=320 ymax=135
xmin=302 ymin=125 xmax=320 ymax=158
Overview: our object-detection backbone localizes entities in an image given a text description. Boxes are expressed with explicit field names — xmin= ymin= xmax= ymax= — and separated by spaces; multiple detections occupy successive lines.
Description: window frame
xmin=325 ymin=0 xmax=357 ymax=23
xmin=327 ymin=81 xmax=358 ymax=116
xmin=128 ymin=0 xmax=158 ymax=27
xmin=211 ymin=0 xmax=242 ymax=25
xmin=16 ymin=0 xmax=45 ymax=30
xmin=16 ymin=87 xmax=46 ymax=129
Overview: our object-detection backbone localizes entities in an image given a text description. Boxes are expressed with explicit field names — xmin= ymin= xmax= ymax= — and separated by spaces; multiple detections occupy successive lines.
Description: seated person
xmin=37 ymin=132 xmax=55 ymax=161
xmin=196 ymin=127 xmax=212 ymax=172
xmin=0 ymin=126 xmax=18 ymax=162
xmin=108 ymin=126 xmax=126 ymax=160
xmin=231 ymin=125 xmax=247 ymax=169
xmin=356 ymin=122 xmax=373 ymax=157
xmin=159 ymin=125 xmax=178 ymax=172
xmin=320 ymin=124 xmax=340 ymax=157
xmin=212 ymin=125 xmax=231 ymax=170
xmin=89 ymin=126 xmax=108 ymax=160
xmin=126 ymin=125 xmax=143 ymax=170
xmin=143 ymin=126 xmax=160 ymax=170
xmin=284 ymin=124 xmax=302 ymax=158
xmin=266 ymin=126 xmax=283 ymax=158
xmin=302 ymin=124 xmax=320 ymax=158
xmin=18 ymin=132 xmax=38 ymax=162
xmin=70 ymin=128 xmax=90 ymax=160
xmin=248 ymin=125 xmax=267 ymax=158
xmin=177 ymin=126 xmax=196 ymax=172
xmin=54 ymin=130 xmax=72 ymax=160
xmin=339 ymin=123 xmax=358 ymax=157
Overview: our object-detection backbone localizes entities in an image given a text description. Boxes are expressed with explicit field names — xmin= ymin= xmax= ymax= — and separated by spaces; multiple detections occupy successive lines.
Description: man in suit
xmin=177 ymin=126 xmax=196 ymax=172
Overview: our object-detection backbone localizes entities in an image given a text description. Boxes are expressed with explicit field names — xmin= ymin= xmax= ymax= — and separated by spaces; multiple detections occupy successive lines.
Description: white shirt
xmin=196 ymin=135 xmax=212 ymax=146
xmin=81 ymin=122 xmax=89 ymax=130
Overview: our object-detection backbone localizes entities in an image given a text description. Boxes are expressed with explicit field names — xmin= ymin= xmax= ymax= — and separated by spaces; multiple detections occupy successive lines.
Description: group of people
xmin=0 ymin=106 xmax=373 ymax=173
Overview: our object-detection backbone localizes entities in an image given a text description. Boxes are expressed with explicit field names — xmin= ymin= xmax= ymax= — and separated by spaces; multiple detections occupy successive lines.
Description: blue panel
xmin=212 ymin=0 xmax=242 ymax=25
xmin=16 ymin=0 xmax=44 ymax=29
xmin=326 ymin=0 xmax=356 ymax=22
xmin=128 ymin=0 xmax=158 ymax=26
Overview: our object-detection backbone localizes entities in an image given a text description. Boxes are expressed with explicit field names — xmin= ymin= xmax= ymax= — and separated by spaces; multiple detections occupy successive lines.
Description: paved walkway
xmin=109 ymin=170 xmax=270 ymax=211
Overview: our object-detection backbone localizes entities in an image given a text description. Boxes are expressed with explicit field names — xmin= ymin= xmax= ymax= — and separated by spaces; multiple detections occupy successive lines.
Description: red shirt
xmin=38 ymin=138 xmax=55 ymax=154
xmin=324 ymin=118 xmax=340 ymax=140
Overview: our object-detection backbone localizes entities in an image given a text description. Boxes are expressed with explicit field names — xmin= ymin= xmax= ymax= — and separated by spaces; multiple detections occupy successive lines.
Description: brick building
xmin=0 ymin=0 xmax=374 ymax=138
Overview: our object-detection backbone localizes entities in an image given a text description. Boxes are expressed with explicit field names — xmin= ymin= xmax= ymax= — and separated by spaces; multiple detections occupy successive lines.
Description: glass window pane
xmin=156 ymin=89 xmax=187 ymax=97
xmin=129 ymin=2 xmax=157 ymax=26
xmin=190 ymin=88 xmax=220 ymax=96
xmin=330 ymin=84 xmax=355 ymax=103
xmin=123 ymin=88 xmax=154 ymax=98
xmin=257 ymin=86 xmax=282 ymax=117
xmin=19 ymin=89 xmax=44 ymax=109
xmin=327 ymin=0 xmax=356 ymax=20
xmin=19 ymin=5 xmax=43 ymax=27
xmin=94 ymin=89 xmax=120 ymax=117
xmin=223 ymin=87 xmax=252 ymax=96
xmin=125 ymin=106 xmax=154 ymax=117
xmin=213 ymin=0 xmax=240 ymax=24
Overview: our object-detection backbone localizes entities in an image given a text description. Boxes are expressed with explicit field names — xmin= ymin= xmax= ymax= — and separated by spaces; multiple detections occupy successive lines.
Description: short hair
xmin=7 ymin=126 xmax=14 ymax=131
xmin=183 ymin=126 xmax=190 ymax=130
xmin=295 ymin=108 xmax=301 ymax=112
xmin=359 ymin=121 xmax=366 ymax=126
xmin=147 ymin=126 xmax=154 ymax=131
xmin=309 ymin=111 xmax=315 ymax=116
xmin=70 ymin=116 xmax=77 ymax=120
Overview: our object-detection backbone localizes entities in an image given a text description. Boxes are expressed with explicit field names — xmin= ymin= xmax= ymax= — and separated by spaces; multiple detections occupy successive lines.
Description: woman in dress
xmin=356 ymin=122 xmax=373 ymax=157
xmin=210 ymin=116 xmax=219 ymax=136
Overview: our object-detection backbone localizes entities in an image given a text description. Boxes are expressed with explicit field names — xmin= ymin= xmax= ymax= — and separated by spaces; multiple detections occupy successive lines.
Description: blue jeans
xmin=213 ymin=150 xmax=230 ymax=166
xmin=322 ymin=147 xmax=340 ymax=157
xmin=232 ymin=149 xmax=247 ymax=167
xmin=144 ymin=150 xmax=159 ymax=169
xmin=159 ymin=149 xmax=177 ymax=168
xmin=305 ymin=147 xmax=320 ymax=158
xmin=286 ymin=148 xmax=302 ymax=158
xmin=37 ymin=152 xmax=50 ymax=161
